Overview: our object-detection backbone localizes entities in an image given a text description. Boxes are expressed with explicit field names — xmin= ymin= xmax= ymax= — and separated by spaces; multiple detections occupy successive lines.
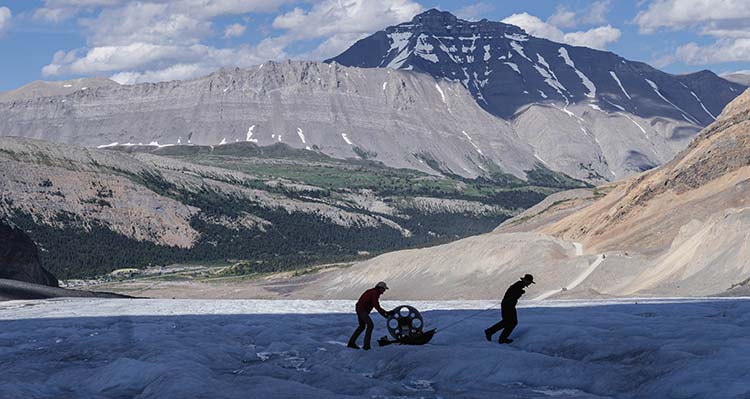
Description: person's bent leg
xmin=348 ymin=313 xmax=366 ymax=348
xmin=498 ymin=320 xmax=517 ymax=340
xmin=485 ymin=319 xmax=506 ymax=341
xmin=363 ymin=314 xmax=374 ymax=350
xmin=498 ymin=307 xmax=518 ymax=342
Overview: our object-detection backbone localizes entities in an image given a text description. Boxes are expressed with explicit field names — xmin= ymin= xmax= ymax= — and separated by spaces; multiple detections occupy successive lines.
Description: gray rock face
xmin=0 ymin=61 xmax=541 ymax=180
xmin=3 ymin=11 xmax=741 ymax=184
xmin=0 ymin=220 xmax=58 ymax=287
xmin=0 ymin=61 xmax=709 ymax=183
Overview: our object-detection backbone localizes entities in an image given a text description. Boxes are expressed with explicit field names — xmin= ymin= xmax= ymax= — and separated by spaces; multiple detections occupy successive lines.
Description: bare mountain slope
xmin=304 ymin=89 xmax=750 ymax=299
xmin=2 ymin=136 xmax=580 ymax=279
xmin=0 ymin=61 xmax=540 ymax=181
xmin=0 ymin=77 xmax=118 ymax=101
xmin=0 ymin=59 xmax=719 ymax=183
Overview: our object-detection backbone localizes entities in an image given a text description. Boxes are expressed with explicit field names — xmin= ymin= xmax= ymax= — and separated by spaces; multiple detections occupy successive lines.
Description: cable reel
xmin=386 ymin=305 xmax=424 ymax=340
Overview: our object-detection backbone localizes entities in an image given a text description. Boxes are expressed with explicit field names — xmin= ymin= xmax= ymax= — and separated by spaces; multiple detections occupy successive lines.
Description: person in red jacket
xmin=347 ymin=281 xmax=390 ymax=350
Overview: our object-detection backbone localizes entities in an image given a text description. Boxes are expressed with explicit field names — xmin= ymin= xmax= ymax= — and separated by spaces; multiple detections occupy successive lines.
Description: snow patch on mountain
xmin=415 ymin=34 xmax=438 ymax=63
xmin=435 ymin=83 xmax=446 ymax=103
xmin=504 ymin=62 xmax=521 ymax=74
xmin=617 ymin=112 xmax=648 ymax=137
xmin=535 ymin=55 xmax=568 ymax=101
xmin=558 ymin=48 xmax=596 ymax=99
xmin=296 ymin=128 xmax=306 ymax=144
xmin=461 ymin=130 xmax=483 ymax=155
xmin=510 ymin=41 xmax=532 ymax=62
xmin=690 ymin=91 xmax=717 ymax=120
xmin=246 ymin=125 xmax=258 ymax=143
xmin=504 ymin=33 xmax=529 ymax=41
xmin=386 ymin=32 xmax=413 ymax=69
xmin=645 ymin=78 xmax=699 ymax=124
xmin=609 ymin=71 xmax=631 ymax=100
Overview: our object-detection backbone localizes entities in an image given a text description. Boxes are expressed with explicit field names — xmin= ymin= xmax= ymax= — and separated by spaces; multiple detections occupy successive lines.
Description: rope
xmin=433 ymin=300 xmax=505 ymax=333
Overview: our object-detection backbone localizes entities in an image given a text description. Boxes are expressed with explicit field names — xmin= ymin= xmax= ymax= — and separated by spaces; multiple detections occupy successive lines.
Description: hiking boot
xmin=347 ymin=343 xmax=360 ymax=349
xmin=498 ymin=338 xmax=514 ymax=344
xmin=484 ymin=329 xmax=493 ymax=342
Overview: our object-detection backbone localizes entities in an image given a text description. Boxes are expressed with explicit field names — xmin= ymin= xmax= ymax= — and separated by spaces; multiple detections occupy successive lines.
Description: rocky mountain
xmin=0 ymin=137 xmax=583 ymax=279
xmin=328 ymin=9 xmax=747 ymax=181
xmin=0 ymin=10 xmax=743 ymax=187
xmin=0 ymin=60 xmax=733 ymax=184
xmin=0 ymin=61 xmax=545 ymax=182
xmin=0 ymin=220 xmax=58 ymax=286
xmin=329 ymin=9 xmax=743 ymax=123
xmin=300 ymin=89 xmax=750 ymax=299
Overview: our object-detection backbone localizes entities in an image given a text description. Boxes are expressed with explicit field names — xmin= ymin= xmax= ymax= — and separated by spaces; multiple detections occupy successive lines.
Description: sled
xmin=378 ymin=328 xmax=436 ymax=346
xmin=377 ymin=305 xmax=435 ymax=346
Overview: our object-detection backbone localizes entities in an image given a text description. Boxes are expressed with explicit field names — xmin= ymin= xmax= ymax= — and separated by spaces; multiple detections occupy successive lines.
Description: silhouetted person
xmin=348 ymin=282 xmax=390 ymax=350
xmin=485 ymin=274 xmax=535 ymax=344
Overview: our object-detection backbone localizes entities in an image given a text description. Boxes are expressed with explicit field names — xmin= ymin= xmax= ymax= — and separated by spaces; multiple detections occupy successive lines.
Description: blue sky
xmin=0 ymin=0 xmax=749 ymax=91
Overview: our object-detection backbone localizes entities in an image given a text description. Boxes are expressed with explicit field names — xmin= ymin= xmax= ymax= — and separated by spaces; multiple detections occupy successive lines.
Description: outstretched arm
xmin=374 ymin=297 xmax=388 ymax=318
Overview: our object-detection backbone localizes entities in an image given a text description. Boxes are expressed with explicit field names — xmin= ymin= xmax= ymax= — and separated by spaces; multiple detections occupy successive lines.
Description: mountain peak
xmin=399 ymin=8 xmax=523 ymax=36
xmin=328 ymin=13 xmax=744 ymax=123
xmin=408 ymin=8 xmax=464 ymax=27
xmin=410 ymin=8 xmax=456 ymax=21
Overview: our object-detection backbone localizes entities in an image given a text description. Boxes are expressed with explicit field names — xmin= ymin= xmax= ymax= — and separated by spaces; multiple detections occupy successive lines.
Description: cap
xmin=521 ymin=274 xmax=535 ymax=284
xmin=376 ymin=281 xmax=389 ymax=290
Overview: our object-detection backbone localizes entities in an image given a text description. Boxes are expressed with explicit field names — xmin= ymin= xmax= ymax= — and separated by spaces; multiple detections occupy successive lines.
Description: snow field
xmin=1 ymin=299 xmax=749 ymax=398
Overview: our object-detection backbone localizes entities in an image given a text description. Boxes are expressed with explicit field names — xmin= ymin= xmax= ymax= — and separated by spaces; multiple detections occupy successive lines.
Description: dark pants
xmin=348 ymin=309 xmax=374 ymax=349
xmin=486 ymin=304 xmax=518 ymax=340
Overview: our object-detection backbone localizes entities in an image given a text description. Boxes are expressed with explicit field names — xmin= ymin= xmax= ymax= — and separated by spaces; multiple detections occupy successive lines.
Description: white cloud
xmin=635 ymin=0 xmax=750 ymax=66
xmin=502 ymin=12 xmax=621 ymax=50
xmin=0 ymin=7 xmax=11 ymax=36
xmin=563 ymin=25 xmax=621 ymax=50
xmin=455 ymin=2 xmax=495 ymax=21
xmin=37 ymin=0 xmax=293 ymax=82
xmin=223 ymin=23 xmax=246 ymax=38
xmin=676 ymin=39 xmax=750 ymax=65
xmin=547 ymin=6 xmax=577 ymax=29
xmin=581 ymin=0 xmax=611 ymax=25
xmin=110 ymin=63 xmax=213 ymax=85
xmin=39 ymin=0 xmax=423 ymax=83
xmin=273 ymin=0 xmax=423 ymax=59
xmin=273 ymin=0 xmax=422 ymax=41
xmin=503 ymin=13 xmax=565 ymax=41
xmin=44 ymin=39 xmax=288 ymax=82
xmin=651 ymin=54 xmax=676 ymax=69
xmin=34 ymin=0 xmax=287 ymax=22
xmin=548 ymin=1 xmax=611 ymax=29
xmin=634 ymin=0 xmax=750 ymax=34
xmin=80 ymin=2 xmax=212 ymax=46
